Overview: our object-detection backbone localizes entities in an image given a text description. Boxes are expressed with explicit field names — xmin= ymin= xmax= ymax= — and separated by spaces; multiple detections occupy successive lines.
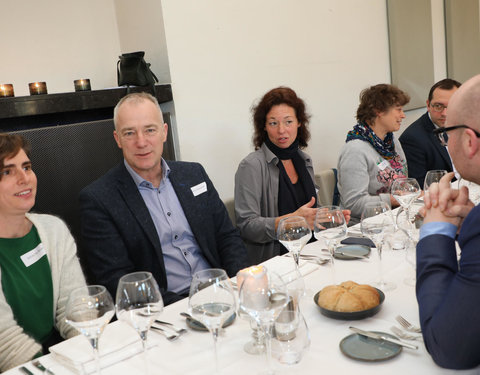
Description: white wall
xmin=161 ymin=0 xmax=447 ymax=200
xmin=0 ymin=0 xmax=121 ymax=96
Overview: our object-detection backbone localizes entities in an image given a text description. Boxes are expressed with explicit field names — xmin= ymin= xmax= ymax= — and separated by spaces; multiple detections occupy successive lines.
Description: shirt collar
xmin=124 ymin=159 xmax=171 ymax=188
xmin=427 ymin=112 xmax=440 ymax=129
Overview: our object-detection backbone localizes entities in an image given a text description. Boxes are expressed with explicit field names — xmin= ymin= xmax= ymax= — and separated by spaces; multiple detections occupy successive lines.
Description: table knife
xmin=349 ymin=326 xmax=418 ymax=350
xmin=32 ymin=360 xmax=55 ymax=375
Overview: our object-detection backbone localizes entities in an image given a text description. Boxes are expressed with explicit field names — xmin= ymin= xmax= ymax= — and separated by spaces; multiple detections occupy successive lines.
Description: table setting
xmin=7 ymin=202 xmax=480 ymax=375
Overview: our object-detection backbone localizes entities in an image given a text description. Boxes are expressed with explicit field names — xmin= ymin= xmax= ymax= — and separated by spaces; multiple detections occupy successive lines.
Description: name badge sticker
xmin=20 ymin=243 xmax=46 ymax=267
xmin=191 ymin=182 xmax=207 ymax=197
xmin=377 ymin=160 xmax=390 ymax=171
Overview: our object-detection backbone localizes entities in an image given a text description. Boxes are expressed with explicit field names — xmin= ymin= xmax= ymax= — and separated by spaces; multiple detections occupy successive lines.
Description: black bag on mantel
xmin=117 ymin=51 xmax=158 ymax=94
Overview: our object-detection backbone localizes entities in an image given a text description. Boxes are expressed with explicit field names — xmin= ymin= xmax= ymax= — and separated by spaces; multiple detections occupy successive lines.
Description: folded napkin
xmin=261 ymin=255 xmax=320 ymax=279
xmin=49 ymin=320 xmax=155 ymax=374
xmin=341 ymin=236 xmax=375 ymax=248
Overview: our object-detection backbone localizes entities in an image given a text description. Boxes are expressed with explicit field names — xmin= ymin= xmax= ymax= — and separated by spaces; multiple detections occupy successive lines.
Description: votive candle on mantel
xmin=0 ymin=84 xmax=14 ymax=97
xmin=74 ymin=79 xmax=91 ymax=92
xmin=28 ymin=82 xmax=47 ymax=95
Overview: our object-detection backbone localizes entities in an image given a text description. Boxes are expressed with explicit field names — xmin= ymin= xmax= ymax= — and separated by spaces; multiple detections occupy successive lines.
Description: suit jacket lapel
xmin=424 ymin=115 xmax=453 ymax=170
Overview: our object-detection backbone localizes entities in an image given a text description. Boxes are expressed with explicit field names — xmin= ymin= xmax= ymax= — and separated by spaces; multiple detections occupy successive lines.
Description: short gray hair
xmin=113 ymin=92 xmax=163 ymax=130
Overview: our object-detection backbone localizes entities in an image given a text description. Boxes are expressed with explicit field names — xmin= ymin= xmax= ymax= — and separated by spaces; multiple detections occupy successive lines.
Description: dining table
xmin=6 ymin=211 xmax=480 ymax=375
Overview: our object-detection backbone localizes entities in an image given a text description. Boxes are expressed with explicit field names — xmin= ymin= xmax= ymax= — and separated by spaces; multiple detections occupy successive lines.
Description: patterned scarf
xmin=345 ymin=123 xmax=397 ymax=160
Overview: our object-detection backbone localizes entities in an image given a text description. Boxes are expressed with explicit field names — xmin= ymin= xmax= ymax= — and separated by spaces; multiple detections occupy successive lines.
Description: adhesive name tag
xmin=191 ymin=182 xmax=207 ymax=196
xmin=20 ymin=243 xmax=46 ymax=267
xmin=377 ymin=160 xmax=390 ymax=170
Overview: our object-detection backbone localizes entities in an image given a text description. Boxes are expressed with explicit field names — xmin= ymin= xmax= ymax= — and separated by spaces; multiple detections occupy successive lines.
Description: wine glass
xmin=65 ymin=285 xmax=115 ymax=375
xmin=361 ymin=202 xmax=396 ymax=292
xmin=277 ymin=216 xmax=312 ymax=270
xmin=238 ymin=266 xmax=289 ymax=375
xmin=189 ymin=268 xmax=236 ymax=374
xmin=313 ymin=206 xmax=347 ymax=281
xmin=424 ymin=169 xmax=447 ymax=191
xmin=115 ymin=271 xmax=163 ymax=370
xmin=391 ymin=177 xmax=421 ymax=228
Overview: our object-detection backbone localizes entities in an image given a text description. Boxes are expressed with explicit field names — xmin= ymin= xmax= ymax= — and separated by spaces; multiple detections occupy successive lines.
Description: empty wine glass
xmin=277 ymin=216 xmax=312 ymax=270
xmin=238 ymin=266 xmax=289 ymax=375
xmin=361 ymin=202 xmax=396 ymax=292
xmin=115 ymin=271 xmax=163 ymax=372
xmin=397 ymin=208 xmax=419 ymax=286
xmin=65 ymin=285 xmax=115 ymax=375
xmin=391 ymin=177 xmax=421 ymax=228
xmin=189 ymin=268 xmax=236 ymax=374
xmin=313 ymin=206 xmax=347 ymax=282
xmin=424 ymin=170 xmax=447 ymax=191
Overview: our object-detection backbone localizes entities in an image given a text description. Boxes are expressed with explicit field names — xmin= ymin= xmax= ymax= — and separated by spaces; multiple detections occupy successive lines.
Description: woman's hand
xmin=342 ymin=209 xmax=351 ymax=224
xmin=293 ymin=197 xmax=317 ymax=229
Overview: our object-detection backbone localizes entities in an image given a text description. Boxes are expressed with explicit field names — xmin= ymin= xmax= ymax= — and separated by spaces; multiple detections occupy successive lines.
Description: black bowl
xmin=313 ymin=288 xmax=385 ymax=320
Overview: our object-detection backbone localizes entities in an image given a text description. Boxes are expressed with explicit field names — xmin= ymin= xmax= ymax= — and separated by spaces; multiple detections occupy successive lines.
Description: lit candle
xmin=74 ymin=79 xmax=91 ymax=92
xmin=238 ymin=265 xmax=269 ymax=309
xmin=0 ymin=84 xmax=14 ymax=97
xmin=28 ymin=82 xmax=47 ymax=95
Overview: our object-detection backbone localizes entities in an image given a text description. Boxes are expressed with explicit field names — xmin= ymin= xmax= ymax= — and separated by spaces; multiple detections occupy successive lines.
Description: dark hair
xmin=0 ymin=134 xmax=31 ymax=180
xmin=356 ymin=84 xmax=410 ymax=125
xmin=427 ymin=78 xmax=462 ymax=102
xmin=252 ymin=87 xmax=311 ymax=150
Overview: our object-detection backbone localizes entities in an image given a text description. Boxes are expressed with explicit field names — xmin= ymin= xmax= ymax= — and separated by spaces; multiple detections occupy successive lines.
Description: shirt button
xmin=174 ymin=235 xmax=178 ymax=240
xmin=183 ymin=252 xmax=187 ymax=256
xmin=167 ymin=212 xmax=171 ymax=216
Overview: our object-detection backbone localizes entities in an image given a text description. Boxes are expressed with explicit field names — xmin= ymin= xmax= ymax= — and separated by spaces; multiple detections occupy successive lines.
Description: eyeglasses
xmin=430 ymin=103 xmax=447 ymax=112
xmin=433 ymin=125 xmax=480 ymax=146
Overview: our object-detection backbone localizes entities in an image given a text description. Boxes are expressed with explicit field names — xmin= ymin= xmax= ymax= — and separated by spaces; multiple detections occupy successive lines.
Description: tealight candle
xmin=0 ymin=84 xmax=14 ymax=97
xmin=74 ymin=79 xmax=91 ymax=92
xmin=28 ymin=82 xmax=47 ymax=95
xmin=238 ymin=265 xmax=269 ymax=309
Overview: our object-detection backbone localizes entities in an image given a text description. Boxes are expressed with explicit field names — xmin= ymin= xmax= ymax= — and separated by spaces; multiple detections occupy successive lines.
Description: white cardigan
xmin=0 ymin=213 xmax=86 ymax=372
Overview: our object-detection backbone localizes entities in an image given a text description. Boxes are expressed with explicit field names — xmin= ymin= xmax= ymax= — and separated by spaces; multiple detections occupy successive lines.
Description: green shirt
xmin=0 ymin=226 xmax=54 ymax=343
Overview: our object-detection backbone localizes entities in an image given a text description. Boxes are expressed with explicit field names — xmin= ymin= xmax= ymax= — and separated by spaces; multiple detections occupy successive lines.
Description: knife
xmin=349 ymin=326 xmax=418 ymax=350
xmin=32 ymin=360 xmax=55 ymax=375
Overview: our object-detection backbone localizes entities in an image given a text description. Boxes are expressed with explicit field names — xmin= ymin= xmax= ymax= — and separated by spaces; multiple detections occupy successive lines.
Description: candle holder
xmin=0 ymin=84 xmax=14 ymax=97
xmin=74 ymin=79 xmax=91 ymax=92
xmin=29 ymin=82 xmax=47 ymax=95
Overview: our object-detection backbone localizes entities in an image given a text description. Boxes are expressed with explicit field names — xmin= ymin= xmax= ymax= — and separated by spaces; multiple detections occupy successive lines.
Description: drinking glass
xmin=391 ymin=178 xmax=421 ymax=228
xmin=277 ymin=216 xmax=311 ymax=271
xmin=397 ymin=208 xmax=419 ymax=286
xmin=238 ymin=266 xmax=289 ymax=375
xmin=65 ymin=285 xmax=115 ymax=375
xmin=189 ymin=268 xmax=236 ymax=374
xmin=361 ymin=202 xmax=396 ymax=292
xmin=424 ymin=169 xmax=447 ymax=191
xmin=115 ymin=271 xmax=163 ymax=368
xmin=313 ymin=206 xmax=347 ymax=281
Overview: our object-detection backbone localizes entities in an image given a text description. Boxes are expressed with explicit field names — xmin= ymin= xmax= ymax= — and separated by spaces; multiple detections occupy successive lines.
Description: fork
xmin=155 ymin=319 xmax=188 ymax=335
xmin=390 ymin=326 xmax=423 ymax=341
xmin=395 ymin=315 xmax=422 ymax=333
xmin=151 ymin=325 xmax=180 ymax=341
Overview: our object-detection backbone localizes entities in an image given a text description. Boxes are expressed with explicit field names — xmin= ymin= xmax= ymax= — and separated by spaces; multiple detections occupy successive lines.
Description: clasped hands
xmin=421 ymin=172 xmax=474 ymax=228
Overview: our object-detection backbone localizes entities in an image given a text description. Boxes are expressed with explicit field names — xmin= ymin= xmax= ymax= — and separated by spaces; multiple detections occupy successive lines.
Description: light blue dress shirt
xmin=419 ymin=221 xmax=457 ymax=240
xmin=125 ymin=160 xmax=210 ymax=294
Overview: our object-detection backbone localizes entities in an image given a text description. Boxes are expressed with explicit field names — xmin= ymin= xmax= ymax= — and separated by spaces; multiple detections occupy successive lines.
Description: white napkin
xmin=49 ymin=320 xmax=156 ymax=374
xmin=261 ymin=255 xmax=319 ymax=279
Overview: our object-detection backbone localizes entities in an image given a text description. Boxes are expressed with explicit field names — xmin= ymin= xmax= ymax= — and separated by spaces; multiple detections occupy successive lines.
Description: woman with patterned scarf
xmin=337 ymin=84 xmax=410 ymax=224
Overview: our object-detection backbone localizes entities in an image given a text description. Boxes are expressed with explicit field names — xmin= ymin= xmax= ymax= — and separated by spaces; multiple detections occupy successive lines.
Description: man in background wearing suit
xmin=79 ymin=92 xmax=249 ymax=305
xmin=416 ymin=74 xmax=480 ymax=369
xmin=399 ymin=78 xmax=461 ymax=188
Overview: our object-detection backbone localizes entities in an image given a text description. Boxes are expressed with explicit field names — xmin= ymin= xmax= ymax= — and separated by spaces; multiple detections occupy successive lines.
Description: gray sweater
xmin=234 ymin=143 xmax=316 ymax=264
xmin=337 ymin=137 xmax=407 ymax=223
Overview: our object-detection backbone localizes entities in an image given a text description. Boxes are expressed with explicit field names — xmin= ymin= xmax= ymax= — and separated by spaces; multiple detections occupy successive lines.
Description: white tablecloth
xmin=6 ymin=237 xmax=479 ymax=375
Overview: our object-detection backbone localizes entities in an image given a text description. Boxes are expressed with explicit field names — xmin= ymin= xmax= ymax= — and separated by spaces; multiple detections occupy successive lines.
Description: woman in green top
xmin=0 ymin=134 xmax=87 ymax=371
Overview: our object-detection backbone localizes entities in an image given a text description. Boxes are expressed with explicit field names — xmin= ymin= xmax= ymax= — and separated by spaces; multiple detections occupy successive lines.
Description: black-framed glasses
xmin=430 ymin=103 xmax=447 ymax=112
xmin=433 ymin=125 xmax=480 ymax=146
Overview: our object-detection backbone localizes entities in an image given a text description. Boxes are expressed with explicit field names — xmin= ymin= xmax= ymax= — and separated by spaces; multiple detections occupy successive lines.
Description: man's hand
xmin=422 ymin=172 xmax=473 ymax=227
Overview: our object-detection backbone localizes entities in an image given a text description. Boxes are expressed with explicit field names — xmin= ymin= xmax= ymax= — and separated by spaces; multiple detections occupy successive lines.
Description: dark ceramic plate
xmin=186 ymin=312 xmax=236 ymax=331
xmin=340 ymin=331 xmax=402 ymax=361
xmin=313 ymin=288 xmax=385 ymax=320
xmin=334 ymin=244 xmax=371 ymax=260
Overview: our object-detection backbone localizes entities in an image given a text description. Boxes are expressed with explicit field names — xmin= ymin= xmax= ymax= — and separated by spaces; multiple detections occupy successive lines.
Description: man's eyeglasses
xmin=430 ymin=103 xmax=447 ymax=112
xmin=433 ymin=125 xmax=480 ymax=146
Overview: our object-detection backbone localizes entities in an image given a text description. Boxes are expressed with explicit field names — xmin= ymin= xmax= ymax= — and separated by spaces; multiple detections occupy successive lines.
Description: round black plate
xmin=340 ymin=331 xmax=402 ymax=361
xmin=186 ymin=312 xmax=236 ymax=331
xmin=313 ymin=288 xmax=385 ymax=320
xmin=334 ymin=244 xmax=371 ymax=260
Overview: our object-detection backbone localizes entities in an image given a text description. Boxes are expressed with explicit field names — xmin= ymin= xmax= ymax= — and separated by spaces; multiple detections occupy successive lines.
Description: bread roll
xmin=317 ymin=281 xmax=380 ymax=312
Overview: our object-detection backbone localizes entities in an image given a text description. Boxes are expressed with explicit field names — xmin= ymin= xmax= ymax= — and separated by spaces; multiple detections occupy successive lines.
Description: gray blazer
xmin=79 ymin=161 xmax=248 ymax=305
xmin=234 ymin=143 xmax=316 ymax=264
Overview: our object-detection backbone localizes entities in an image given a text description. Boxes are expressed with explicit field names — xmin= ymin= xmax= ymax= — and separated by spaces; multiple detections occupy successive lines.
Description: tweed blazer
xmin=79 ymin=161 xmax=248 ymax=305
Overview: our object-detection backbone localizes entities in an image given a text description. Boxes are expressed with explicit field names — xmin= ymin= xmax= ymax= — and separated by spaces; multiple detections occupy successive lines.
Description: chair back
xmin=315 ymin=168 xmax=340 ymax=206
